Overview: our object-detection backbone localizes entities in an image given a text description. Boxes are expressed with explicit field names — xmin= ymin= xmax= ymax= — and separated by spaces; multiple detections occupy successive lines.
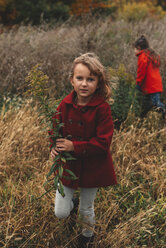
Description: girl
xmin=134 ymin=35 xmax=166 ymax=119
xmin=49 ymin=53 xmax=117 ymax=247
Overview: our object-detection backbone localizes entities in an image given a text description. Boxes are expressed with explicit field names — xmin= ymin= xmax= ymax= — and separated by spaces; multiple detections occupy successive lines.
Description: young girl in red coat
xmin=134 ymin=35 xmax=166 ymax=119
xmin=50 ymin=53 xmax=117 ymax=247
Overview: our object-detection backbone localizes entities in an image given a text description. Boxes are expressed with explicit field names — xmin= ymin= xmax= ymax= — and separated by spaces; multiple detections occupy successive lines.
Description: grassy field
xmin=0 ymin=16 xmax=166 ymax=248
xmin=0 ymin=16 xmax=166 ymax=97
xmin=0 ymin=99 xmax=165 ymax=248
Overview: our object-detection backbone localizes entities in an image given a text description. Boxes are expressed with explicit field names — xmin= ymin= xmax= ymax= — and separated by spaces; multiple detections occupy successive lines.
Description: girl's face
xmin=70 ymin=63 xmax=98 ymax=105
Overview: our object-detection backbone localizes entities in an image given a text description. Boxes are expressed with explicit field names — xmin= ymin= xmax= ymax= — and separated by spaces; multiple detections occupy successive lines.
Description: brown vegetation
xmin=0 ymin=15 xmax=166 ymax=248
xmin=0 ymin=16 xmax=166 ymax=98
xmin=0 ymin=101 xmax=165 ymax=248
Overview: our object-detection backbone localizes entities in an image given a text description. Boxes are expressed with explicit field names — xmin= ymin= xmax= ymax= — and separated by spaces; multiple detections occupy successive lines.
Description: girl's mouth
xmin=80 ymin=89 xmax=88 ymax=92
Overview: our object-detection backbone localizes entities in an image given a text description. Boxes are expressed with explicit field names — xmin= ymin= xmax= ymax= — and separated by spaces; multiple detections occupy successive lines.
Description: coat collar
xmin=63 ymin=91 xmax=105 ymax=107
xmin=136 ymin=50 xmax=143 ymax=57
xmin=136 ymin=49 xmax=160 ymax=66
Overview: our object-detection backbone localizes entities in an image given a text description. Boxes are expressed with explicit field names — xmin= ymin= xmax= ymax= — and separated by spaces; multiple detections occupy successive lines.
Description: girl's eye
xmin=76 ymin=76 xmax=83 ymax=80
xmin=87 ymin=77 xmax=94 ymax=82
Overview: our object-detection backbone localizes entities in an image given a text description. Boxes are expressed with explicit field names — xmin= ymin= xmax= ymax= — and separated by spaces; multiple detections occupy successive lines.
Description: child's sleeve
xmin=136 ymin=54 xmax=148 ymax=86
xmin=72 ymin=103 xmax=114 ymax=157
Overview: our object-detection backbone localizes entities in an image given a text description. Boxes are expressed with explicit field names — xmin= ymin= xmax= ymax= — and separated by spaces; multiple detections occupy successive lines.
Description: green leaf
xmin=61 ymin=157 xmax=66 ymax=163
xmin=62 ymin=175 xmax=77 ymax=180
xmin=46 ymin=157 xmax=60 ymax=178
xmin=43 ymin=177 xmax=54 ymax=187
xmin=36 ymin=186 xmax=55 ymax=200
xmin=46 ymin=164 xmax=55 ymax=179
xmin=58 ymin=166 xmax=63 ymax=178
xmin=53 ymin=155 xmax=60 ymax=162
xmin=64 ymin=152 xmax=76 ymax=160
xmin=63 ymin=152 xmax=71 ymax=157
xmin=58 ymin=181 xmax=65 ymax=197
xmin=54 ymin=176 xmax=59 ymax=189
xmin=65 ymin=157 xmax=76 ymax=161
xmin=65 ymin=169 xmax=78 ymax=180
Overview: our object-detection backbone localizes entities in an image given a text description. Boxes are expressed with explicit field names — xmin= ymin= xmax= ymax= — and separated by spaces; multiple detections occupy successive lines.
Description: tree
xmin=70 ymin=0 xmax=115 ymax=16
xmin=156 ymin=0 xmax=166 ymax=9
xmin=0 ymin=0 xmax=16 ymax=24
xmin=0 ymin=0 xmax=71 ymax=25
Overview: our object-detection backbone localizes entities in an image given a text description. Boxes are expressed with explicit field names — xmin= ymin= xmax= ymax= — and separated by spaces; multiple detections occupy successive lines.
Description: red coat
xmin=136 ymin=50 xmax=163 ymax=94
xmin=49 ymin=91 xmax=117 ymax=189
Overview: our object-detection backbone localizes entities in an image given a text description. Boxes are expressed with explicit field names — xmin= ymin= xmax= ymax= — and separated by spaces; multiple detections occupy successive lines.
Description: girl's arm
xmin=136 ymin=53 xmax=148 ymax=86
xmin=72 ymin=103 xmax=114 ymax=158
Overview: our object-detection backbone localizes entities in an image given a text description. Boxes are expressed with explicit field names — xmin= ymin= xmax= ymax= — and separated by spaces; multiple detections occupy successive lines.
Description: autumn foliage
xmin=0 ymin=0 xmax=16 ymax=22
xmin=70 ymin=0 xmax=112 ymax=16
xmin=0 ymin=0 xmax=166 ymax=25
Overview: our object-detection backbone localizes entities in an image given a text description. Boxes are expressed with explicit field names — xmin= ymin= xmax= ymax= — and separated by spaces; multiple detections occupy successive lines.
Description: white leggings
xmin=55 ymin=186 xmax=98 ymax=237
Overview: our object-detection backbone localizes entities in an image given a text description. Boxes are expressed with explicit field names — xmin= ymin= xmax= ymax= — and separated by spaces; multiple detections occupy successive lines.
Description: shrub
xmin=119 ymin=2 xmax=165 ymax=22
xmin=0 ymin=0 xmax=71 ymax=25
xmin=110 ymin=64 xmax=142 ymax=128
xmin=43 ymin=2 xmax=70 ymax=23
xmin=70 ymin=0 xmax=117 ymax=17
xmin=0 ymin=94 xmax=23 ymax=115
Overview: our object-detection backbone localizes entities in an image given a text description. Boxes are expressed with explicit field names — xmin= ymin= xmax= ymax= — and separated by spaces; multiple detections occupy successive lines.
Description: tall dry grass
xmin=0 ymin=16 xmax=166 ymax=248
xmin=0 ymin=101 xmax=165 ymax=248
xmin=0 ymin=16 xmax=166 ymax=97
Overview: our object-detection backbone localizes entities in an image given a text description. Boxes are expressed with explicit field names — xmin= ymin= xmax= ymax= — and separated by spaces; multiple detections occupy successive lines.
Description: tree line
xmin=0 ymin=0 xmax=166 ymax=25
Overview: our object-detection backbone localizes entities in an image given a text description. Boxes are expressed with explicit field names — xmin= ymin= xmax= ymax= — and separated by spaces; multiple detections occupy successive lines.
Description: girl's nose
xmin=82 ymin=79 xmax=87 ymax=86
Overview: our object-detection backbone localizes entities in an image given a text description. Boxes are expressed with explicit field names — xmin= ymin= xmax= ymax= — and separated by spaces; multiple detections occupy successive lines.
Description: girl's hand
xmin=50 ymin=147 xmax=59 ymax=159
xmin=56 ymin=138 xmax=74 ymax=152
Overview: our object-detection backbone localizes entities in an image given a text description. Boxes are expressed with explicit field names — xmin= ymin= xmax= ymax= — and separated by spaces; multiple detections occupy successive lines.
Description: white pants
xmin=55 ymin=186 xmax=98 ymax=237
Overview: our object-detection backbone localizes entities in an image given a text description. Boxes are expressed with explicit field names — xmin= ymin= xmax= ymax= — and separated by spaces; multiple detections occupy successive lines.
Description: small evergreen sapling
xmin=25 ymin=64 xmax=77 ymax=197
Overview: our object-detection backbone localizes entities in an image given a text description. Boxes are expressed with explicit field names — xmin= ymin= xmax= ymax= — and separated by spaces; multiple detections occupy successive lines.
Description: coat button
xmin=78 ymin=121 xmax=83 ymax=126
xmin=81 ymin=107 xmax=88 ymax=113
xmin=69 ymin=119 xmax=73 ymax=124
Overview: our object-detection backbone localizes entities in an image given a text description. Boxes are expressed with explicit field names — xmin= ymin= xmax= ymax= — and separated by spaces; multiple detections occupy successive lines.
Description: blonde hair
xmin=69 ymin=53 xmax=111 ymax=101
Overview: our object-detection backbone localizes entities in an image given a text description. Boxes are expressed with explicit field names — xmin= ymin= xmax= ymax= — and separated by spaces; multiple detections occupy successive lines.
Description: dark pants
xmin=141 ymin=92 xmax=166 ymax=119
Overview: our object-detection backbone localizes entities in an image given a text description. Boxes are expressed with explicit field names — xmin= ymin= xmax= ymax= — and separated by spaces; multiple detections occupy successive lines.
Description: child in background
xmin=49 ymin=53 xmax=117 ymax=247
xmin=134 ymin=35 xmax=166 ymax=119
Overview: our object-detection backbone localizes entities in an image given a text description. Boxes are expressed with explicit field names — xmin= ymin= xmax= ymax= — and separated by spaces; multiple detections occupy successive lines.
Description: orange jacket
xmin=136 ymin=50 xmax=163 ymax=94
